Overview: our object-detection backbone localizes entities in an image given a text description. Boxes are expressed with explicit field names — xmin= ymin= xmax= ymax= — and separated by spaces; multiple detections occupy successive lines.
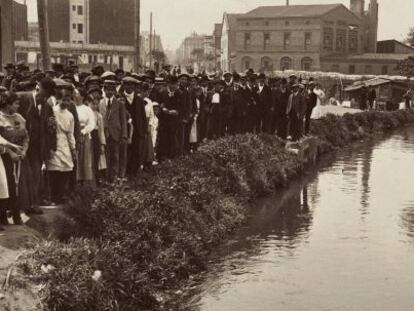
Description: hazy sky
xmin=23 ymin=0 xmax=412 ymax=50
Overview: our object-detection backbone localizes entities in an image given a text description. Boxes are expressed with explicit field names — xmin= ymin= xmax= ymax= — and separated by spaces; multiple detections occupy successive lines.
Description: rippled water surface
xmin=190 ymin=126 xmax=414 ymax=311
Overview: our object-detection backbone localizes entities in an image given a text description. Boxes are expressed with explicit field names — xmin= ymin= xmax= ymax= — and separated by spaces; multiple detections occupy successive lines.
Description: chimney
xmin=366 ymin=0 xmax=379 ymax=52
xmin=350 ymin=0 xmax=365 ymax=18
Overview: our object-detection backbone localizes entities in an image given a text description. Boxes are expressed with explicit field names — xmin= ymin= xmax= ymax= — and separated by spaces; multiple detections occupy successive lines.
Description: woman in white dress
xmin=76 ymin=94 xmax=96 ymax=183
xmin=45 ymin=95 xmax=76 ymax=204
xmin=142 ymin=85 xmax=158 ymax=168
xmin=311 ymin=84 xmax=327 ymax=120
xmin=0 ymin=135 xmax=10 ymax=230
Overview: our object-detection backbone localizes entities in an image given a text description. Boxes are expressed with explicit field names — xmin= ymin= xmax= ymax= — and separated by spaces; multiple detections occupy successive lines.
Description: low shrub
xmin=19 ymin=110 xmax=414 ymax=310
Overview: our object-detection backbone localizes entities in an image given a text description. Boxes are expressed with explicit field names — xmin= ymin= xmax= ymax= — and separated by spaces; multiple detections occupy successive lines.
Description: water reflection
xmin=360 ymin=146 xmax=373 ymax=219
xmin=191 ymin=126 xmax=414 ymax=311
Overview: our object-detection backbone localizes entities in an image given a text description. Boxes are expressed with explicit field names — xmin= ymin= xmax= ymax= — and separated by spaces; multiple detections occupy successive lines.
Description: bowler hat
xmin=178 ymin=73 xmax=190 ymax=79
xmin=167 ymin=75 xmax=178 ymax=84
xmin=4 ymin=63 xmax=15 ymax=70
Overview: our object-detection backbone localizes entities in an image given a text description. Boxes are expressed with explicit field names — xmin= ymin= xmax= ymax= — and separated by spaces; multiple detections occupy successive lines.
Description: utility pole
xmin=149 ymin=12 xmax=153 ymax=70
xmin=154 ymin=29 xmax=156 ymax=51
xmin=37 ymin=0 xmax=51 ymax=71
xmin=286 ymin=0 xmax=290 ymax=6
xmin=134 ymin=0 xmax=141 ymax=72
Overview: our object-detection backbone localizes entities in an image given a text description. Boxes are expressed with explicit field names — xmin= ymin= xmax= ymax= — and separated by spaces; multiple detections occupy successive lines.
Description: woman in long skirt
xmin=0 ymin=92 xmax=31 ymax=224
xmin=76 ymin=94 xmax=96 ymax=185
xmin=45 ymin=95 xmax=76 ymax=204
xmin=142 ymin=86 xmax=157 ymax=169
xmin=87 ymin=95 xmax=106 ymax=183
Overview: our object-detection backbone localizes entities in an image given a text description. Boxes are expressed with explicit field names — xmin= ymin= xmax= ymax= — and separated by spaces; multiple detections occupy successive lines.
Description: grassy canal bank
xmin=7 ymin=110 xmax=414 ymax=311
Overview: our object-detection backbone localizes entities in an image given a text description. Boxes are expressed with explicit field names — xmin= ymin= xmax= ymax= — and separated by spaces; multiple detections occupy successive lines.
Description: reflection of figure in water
xmin=301 ymin=184 xmax=310 ymax=213
xmin=274 ymin=184 xmax=313 ymax=246
xmin=360 ymin=146 xmax=373 ymax=219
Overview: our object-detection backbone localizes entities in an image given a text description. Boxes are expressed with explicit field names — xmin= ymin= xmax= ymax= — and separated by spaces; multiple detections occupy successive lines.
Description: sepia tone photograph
xmin=0 ymin=0 xmax=414 ymax=310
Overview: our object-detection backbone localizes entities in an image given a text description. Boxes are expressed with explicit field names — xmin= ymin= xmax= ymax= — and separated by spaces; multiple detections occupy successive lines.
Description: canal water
xmin=189 ymin=126 xmax=414 ymax=311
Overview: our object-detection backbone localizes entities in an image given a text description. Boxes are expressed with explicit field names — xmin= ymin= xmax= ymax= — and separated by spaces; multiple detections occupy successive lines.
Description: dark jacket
xmin=274 ymin=88 xmax=291 ymax=118
xmin=17 ymin=91 xmax=57 ymax=161
xmin=256 ymin=84 xmax=272 ymax=112
xmin=234 ymin=86 xmax=250 ymax=118
xmin=287 ymin=92 xmax=306 ymax=119
xmin=121 ymin=93 xmax=148 ymax=140
xmin=99 ymin=97 xmax=127 ymax=142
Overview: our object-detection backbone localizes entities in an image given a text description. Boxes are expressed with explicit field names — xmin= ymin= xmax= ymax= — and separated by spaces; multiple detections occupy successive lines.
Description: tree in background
xmin=397 ymin=56 xmax=414 ymax=78
xmin=404 ymin=27 xmax=414 ymax=47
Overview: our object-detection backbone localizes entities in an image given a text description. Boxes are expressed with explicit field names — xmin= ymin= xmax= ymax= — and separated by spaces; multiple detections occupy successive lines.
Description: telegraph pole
xmin=134 ymin=0 xmax=141 ymax=72
xmin=37 ymin=0 xmax=51 ymax=71
xmin=149 ymin=12 xmax=153 ymax=69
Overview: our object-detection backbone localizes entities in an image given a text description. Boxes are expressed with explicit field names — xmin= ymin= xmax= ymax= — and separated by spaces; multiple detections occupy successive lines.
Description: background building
xmin=140 ymin=31 xmax=165 ymax=68
xmin=377 ymin=40 xmax=414 ymax=54
xmin=47 ymin=0 xmax=70 ymax=43
xmin=176 ymin=33 xmax=205 ymax=65
xmin=12 ymin=0 xmax=28 ymax=41
xmin=15 ymin=40 xmax=136 ymax=71
xmin=218 ymin=0 xmax=391 ymax=75
xmin=0 ymin=0 xmax=13 ymax=67
xmin=176 ymin=32 xmax=218 ymax=71
xmin=0 ymin=0 xmax=28 ymax=67
xmin=213 ymin=23 xmax=223 ymax=69
xmin=46 ymin=0 xmax=135 ymax=45
xmin=88 ymin=0 xmax=134 ymax=45
xmin=14 ymin=0 xmax=165 ymax=71
xmin=28 ymin=22 xmax=39 ymax=42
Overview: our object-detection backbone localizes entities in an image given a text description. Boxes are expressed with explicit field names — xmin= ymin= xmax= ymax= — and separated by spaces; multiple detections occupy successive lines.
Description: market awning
xmin=344 ymin=78 xmax=391 ymax=92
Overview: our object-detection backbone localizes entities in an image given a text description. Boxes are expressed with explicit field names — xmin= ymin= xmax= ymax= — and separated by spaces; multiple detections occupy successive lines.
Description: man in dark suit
xmin=157 ymin=75 xmax=181 ymax=161
xmin=305 ymin=82 xmax=318 ymax=135
xmin=286 ymin=84 xmax=307 ymax=141
xmin=18 ymin=78 xmax=57 ymax=212
xmin=368 ymin=86 xmax=377 ymax=110
xmin=233 ymin=75 xmax=250 ymax=134
xmin=246 ymin=73 xmax=259 ymax=133
xmin=197 ymin=75 xmax=211 ymax=141
xmin=99 ymin=80 xmax=127 ymax=181
xmin=274 ymin=78 xmax=291 ymax=140
xmin=119 ymin=77 xmax=148 ymax=176
xmin=221 ymin=72 xmax=234 ymax=135
xmin=256 ymin=73 xmax=273 ymax=133
xmin=177 ymin=74 xmax=193 ymax=155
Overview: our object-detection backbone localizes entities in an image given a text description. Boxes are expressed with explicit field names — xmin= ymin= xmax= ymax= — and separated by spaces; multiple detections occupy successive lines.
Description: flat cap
xmin=122 ymin=76 xmax=140 ymax=84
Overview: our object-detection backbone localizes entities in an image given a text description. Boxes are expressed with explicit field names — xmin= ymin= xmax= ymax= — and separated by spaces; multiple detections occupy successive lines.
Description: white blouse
xmin=76 ymin=104 xmax=96 ymax=136
xmin=0 ymin=135 xmax=9 ymax=199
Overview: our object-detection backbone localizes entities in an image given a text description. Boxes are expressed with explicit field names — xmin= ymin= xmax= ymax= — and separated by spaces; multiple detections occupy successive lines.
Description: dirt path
xmin=0 ymin=217 xmax=40 ymax=311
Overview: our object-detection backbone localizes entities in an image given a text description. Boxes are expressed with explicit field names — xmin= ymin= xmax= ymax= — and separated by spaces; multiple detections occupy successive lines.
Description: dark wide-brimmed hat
xmin=166 ymin=75 xmax=179 ymax=84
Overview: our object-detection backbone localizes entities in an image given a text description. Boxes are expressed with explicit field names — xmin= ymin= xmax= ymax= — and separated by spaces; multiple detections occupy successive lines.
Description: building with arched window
xmin=301 ymin=57 xmax=313 ymax=71
xmin=260 ymin=56 xmax=273 ymax=72
xmin=218 ymin=1 xmax=388 ymax=74
xmin=241 ymin=56 xmax=254 ymax=71
xmin=280 ymin=57 xmax=292 ymax=70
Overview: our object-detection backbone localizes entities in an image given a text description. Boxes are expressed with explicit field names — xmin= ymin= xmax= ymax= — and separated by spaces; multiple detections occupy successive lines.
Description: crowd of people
xmin=0 ymin=62 xmax=326 ymax=231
